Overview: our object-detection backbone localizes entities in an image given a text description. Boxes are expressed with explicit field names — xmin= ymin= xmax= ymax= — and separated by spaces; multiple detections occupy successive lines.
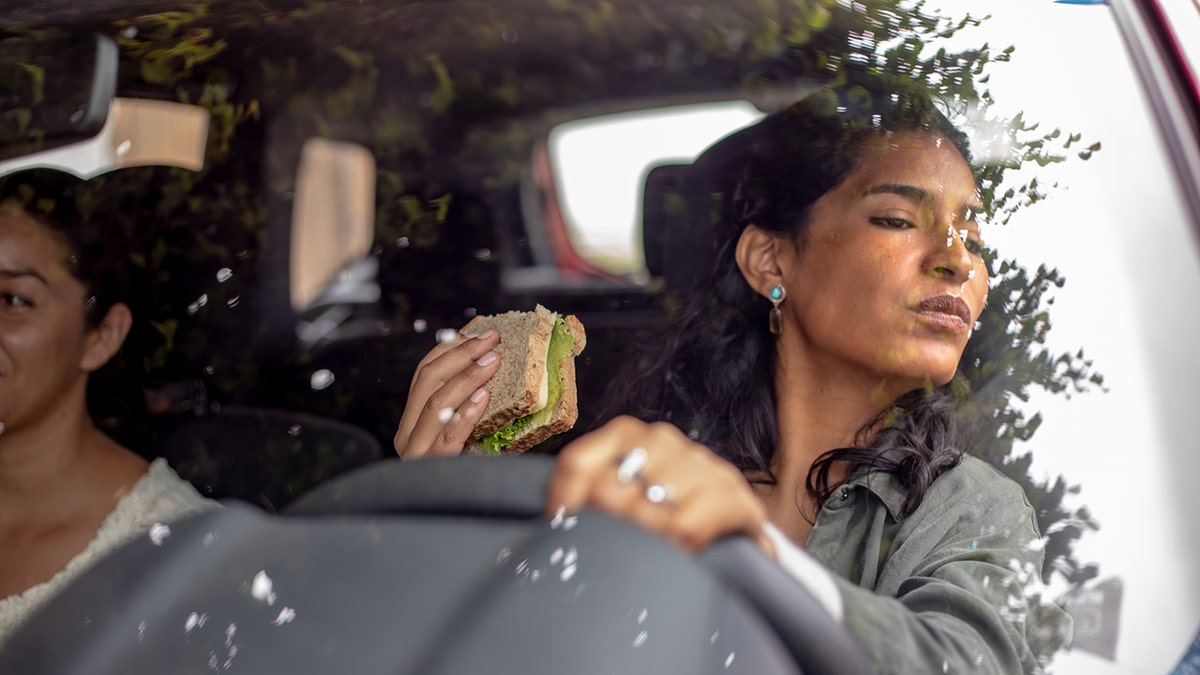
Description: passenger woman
xmin=0 ymin=169 xmax=215 ymax=645
xmin=395 ymin=80 xmax=1067 ymax=673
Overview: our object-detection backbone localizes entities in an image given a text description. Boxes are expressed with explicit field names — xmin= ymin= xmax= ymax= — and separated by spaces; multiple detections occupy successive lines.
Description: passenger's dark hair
xmin=600 ymin=80 xmax=974 ymax=516
xmin=0 ymin=168 xmax=130 ymax=327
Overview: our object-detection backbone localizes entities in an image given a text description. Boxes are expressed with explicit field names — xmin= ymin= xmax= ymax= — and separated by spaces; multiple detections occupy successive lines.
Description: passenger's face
xmin=0 ymin=206 xmax=96 ymax=434
xmin=779 ymin=131 xmax=988 ymax=397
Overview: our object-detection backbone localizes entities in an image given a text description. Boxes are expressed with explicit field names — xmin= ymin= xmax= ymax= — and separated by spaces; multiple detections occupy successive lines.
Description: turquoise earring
xmin=768 ymin=282 xmax=786 ymax=335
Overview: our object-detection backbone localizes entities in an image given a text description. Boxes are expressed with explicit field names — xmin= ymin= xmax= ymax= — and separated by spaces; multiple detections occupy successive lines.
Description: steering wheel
xmin=288 ymin=454 xmax=873 ymax=675
xmin=2 ymin=454 xmax=872 ymax=675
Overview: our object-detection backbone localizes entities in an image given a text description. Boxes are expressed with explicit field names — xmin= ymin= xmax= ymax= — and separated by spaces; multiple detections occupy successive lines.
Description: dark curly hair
xmin=0 ymin=168 xmax=131 ymax=326
xmin=601 ymin=79 xmax=976 ymax=516
xmin=0 ymin=168 xmax=141 ymax=424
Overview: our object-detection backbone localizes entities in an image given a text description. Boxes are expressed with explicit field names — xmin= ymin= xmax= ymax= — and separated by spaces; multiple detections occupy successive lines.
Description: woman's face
xmin=778 ymin=130 xmax=988 ymax=397
xmin=0 ymin=206 xmax=97 ymax=434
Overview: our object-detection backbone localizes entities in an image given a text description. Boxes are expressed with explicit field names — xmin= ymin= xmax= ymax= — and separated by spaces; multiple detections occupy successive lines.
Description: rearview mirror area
xmin=0 ymin=32 xmax=117 ymax=161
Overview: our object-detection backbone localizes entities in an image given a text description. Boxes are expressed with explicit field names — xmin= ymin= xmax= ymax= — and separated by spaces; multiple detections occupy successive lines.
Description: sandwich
xmin=462 ymin=304 xmax=587 ymax=454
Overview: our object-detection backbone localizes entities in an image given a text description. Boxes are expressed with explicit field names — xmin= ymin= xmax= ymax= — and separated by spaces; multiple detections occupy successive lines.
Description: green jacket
xmin=804 ymin=454 xmax=1070 ymax=674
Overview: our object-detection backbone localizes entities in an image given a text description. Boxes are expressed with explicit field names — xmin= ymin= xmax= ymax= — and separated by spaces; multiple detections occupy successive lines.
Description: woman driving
xmin=394 ymin=80 xmax=1067 ymax=673
xmin=0 ymin=169 xmax=215 ymax=645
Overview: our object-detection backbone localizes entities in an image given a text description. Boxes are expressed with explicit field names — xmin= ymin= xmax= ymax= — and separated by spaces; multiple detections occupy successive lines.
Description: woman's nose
xmin=925 ymin=223 xmax=974 ymax=281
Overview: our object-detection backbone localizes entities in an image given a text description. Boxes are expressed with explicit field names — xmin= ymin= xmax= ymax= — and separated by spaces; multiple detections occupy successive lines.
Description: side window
xmin=289 ymin=137 xmax=376 ymax=312
xmin=543 ymin=101 xmax=764 ymax=284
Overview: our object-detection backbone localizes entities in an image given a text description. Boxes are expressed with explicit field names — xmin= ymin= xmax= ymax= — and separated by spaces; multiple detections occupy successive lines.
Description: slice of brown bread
xmin=501 ymin=314 xmax=586 ymax=453
xmin=460 ymin=304 xmax=555 ymax=442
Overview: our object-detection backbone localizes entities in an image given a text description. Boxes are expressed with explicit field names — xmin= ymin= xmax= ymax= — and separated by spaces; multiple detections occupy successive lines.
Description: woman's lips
xmin=913 ymin=293 xmax=972 ymax=331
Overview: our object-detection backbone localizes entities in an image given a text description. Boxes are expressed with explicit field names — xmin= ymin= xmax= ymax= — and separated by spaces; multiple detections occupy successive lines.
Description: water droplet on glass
xmin=474 ymin=248 xmax=492 ymax=261
xmin=251 ymin=571 xmax=276 ymax=604
xmin=216 ymin=268 xmax=233 ymax=283
xmin=203 ymin=532 xmax=216 ymax=547
xmin=495 ymin=547 xmax=512 ymax=566
xmin=637 ymin=608 xmax=648 ymax=624
xmin=272 ymin=608 xmax=296 ymax=626
xmin=710 ymin=630 xmax=720 ymax=644
xmin=138 ymin=621 xmax=146 ymax=641
xmin=413 ymin=319 xmax=428 ymax=333
xmin=435 ymin=329 xmax=458 ymax=343
xmin=563 ymin=515 xmax=578 ymax=530
xmin=116 ymin=139 xmax=132 ymax=156
xmin=633 ymin=630 xmax=648 ymax=648
xmin=187 ymin=294 xmax=209 ymax=314
xmin=501 ymin=28 xmax=519 ymax=43
xmin=942 ymin=660 xmax=950 ymax=673
xmin=463 ymin=307 xmax=477 ymax=319
xmin=560 ymin=564 xmax=577 ymax=581
xmin=397 ymin=237 xmax=410 ymax=248
xmin=310 ymin=369 xmax=336 ymax=391
xmin=725 ymin=652 xmax=736 ymax=668
xmin=288 ymin=424 xmax=302 ymax=437
xmin=204 ymin=365 xmax=215 ymax=375
xmin=550 ymin=547 xmax=564 ymax=565
xmin=225 ymin=623 xmax=237 ymax=645
xmin=148 ymin=523 xmax=171 ymax=545
xmin=564 ymin=547 xmax=578 ymax=566
xmin=120 ymin=25 xmax=137 ymax=38
xmin=185 ymin=612 xmax=207 ymax=633
xmin=226 ymin=295 xmax=240 ymax=308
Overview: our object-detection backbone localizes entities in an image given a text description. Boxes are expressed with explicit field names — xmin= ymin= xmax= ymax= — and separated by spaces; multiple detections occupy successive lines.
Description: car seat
xmin=149 ymin=404 xmax=383 ymax=511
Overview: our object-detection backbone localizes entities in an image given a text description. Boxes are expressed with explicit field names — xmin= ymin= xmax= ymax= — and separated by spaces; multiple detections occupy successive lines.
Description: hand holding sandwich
xmin=395 ymin=304 xmax=586 ymax=458
xmin=393 ymin=329 xmax=502 ymax=459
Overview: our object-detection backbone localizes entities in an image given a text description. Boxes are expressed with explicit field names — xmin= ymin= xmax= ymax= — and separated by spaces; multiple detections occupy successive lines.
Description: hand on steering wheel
xmin=545 ymin=416 xmax=776 ymax=558
xmin=394 ymin=330 xmax=501 ymax=459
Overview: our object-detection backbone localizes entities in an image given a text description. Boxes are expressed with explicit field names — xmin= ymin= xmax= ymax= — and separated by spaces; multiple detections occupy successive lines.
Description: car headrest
xmin=151 ymin=404 xmax=384 ymax=511
xmin=639 ymin=120 xmax=764 ymax=295
xmin=640 ymin=162 xmax=718 ymax=293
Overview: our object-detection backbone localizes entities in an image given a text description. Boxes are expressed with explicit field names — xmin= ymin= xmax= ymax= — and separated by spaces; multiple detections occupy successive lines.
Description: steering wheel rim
xmin=289 ymin=454 xmax=873 ymax=675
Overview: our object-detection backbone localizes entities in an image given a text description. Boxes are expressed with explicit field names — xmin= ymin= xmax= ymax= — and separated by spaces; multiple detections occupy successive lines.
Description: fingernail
xmin=470 ymin=387 xmax=487 ymax=403
xmin=477 ymin=352 xmax=497 ymax=366
xmin=476 ymin=329 xmax=496 ymax=340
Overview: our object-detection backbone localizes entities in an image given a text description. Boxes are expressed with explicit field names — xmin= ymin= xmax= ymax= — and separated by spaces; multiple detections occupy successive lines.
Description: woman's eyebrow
xmin=864 ymin=183 xmax=929 ymax=204
xmin=867 ymin=184 xmax=986 ymax=215
xmin=0 ymin=267 xmax=48 ymax=285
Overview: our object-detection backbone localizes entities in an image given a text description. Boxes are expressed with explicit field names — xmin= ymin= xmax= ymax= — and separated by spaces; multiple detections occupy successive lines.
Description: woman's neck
xmin=761 ymin=344 xmax=899 ymax=541
xmin=0 ymin=404 xmax=145 ymax=523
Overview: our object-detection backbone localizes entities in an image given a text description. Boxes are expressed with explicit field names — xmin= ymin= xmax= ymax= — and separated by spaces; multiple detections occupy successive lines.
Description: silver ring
xmin=644 ymin=483 xmax=675 ymax=505
xmin=616 ymin=447 xmax=648 ymax=484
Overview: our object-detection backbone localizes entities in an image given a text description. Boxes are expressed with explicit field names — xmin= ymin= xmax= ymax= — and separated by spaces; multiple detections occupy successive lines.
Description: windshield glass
xmin=1 ymin=0 xmax=1197 ymax=672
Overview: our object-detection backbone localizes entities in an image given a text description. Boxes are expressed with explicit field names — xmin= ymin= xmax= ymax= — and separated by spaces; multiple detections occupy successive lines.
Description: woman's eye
xmin=2 ymin=292 xmax=32 ymax=309
xmin=870 ymin=216 xmax=913 ymax=230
